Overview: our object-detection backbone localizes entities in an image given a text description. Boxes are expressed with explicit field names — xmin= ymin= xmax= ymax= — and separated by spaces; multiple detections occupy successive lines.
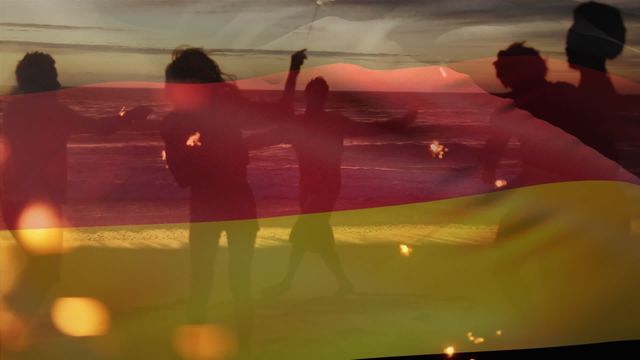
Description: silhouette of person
xmin=481 ymin=42 xmax=578 ymax=185
xmin=1 ymin=52 xmax=150 ymax=321
xmin=161 ymin=47 xmax=307 ymax=348
xmin=566 ymin=1 xmax=639 ymax=171
xmin=483 ymin=1 xmax=636 ymax=181
xmin=246 ymin=68 xmax=416 ymax=298
xmin=480 ymin=5 xmax=635 ymax=329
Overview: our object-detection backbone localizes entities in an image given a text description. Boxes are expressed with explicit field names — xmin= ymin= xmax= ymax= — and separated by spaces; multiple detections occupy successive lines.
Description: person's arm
xmin=68 ymin=105 xmax=152 ymax=135
xmin=282 ymin=49 xmax=307 ymax=112
xmin=231 ymin=49 xmax=307 ymax=129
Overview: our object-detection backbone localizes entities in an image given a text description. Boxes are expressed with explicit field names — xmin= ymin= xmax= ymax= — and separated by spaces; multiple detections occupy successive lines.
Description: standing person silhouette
xmin=565 ymin=1 xmax=639 ymax=172
xmin=246 ymin=65 xmax=416 ymax=298
xmin=161 ymin=47 xmax=307 ymax=347
xmin=565 ymin=1 xmax=625 ymax=163
xmin=1 ymin=52 xmax=150 ymax=327
xmin=482 ymin=2 xmax=636 ymax=181
xmin=480 ymin=42 xmax=580 ymax=186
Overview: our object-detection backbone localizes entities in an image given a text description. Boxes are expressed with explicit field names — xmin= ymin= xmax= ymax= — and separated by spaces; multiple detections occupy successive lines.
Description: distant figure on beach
xmin=1 ymin=52 xmax=150 ymax=323
xmin=246 ymin=59 xmax=417 ymax=298
xmin=161 ymin=47 xmax=307 ymax=346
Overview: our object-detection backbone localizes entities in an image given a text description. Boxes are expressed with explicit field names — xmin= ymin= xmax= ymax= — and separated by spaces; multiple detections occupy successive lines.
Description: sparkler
xmin=399 ymin=244 xmax=413 ymax=257
xmin=186 ymin=132 xmax=202 ymax=147
xmin=494 ymin=179 xmax=508 ymax=189
xmin=429 ymin=140 xmax=448 ymax=159
xmin=444 ymin=346 xmax=455 ymax=358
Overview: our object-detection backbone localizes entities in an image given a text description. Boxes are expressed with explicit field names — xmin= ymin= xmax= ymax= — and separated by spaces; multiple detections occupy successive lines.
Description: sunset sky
xmin=1 ymin=0 xmax=639 ymax=92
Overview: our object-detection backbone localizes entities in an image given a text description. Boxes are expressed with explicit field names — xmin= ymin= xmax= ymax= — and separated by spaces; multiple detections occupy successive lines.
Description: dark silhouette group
xmin=0 ymin=1 xmax=637 ymax=356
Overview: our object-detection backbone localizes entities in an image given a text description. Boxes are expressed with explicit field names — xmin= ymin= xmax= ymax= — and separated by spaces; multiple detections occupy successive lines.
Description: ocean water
xmin=1 ymin=88 xmax=638 ymax=230
xmin=51 ymin=89 xmax=513 ymax=225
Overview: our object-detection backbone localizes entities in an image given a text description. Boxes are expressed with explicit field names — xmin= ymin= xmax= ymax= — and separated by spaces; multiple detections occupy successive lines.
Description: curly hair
xmin=15 ymin=52 xmax=61 ymax=93
xmin=165 ymin=47 xmax=235 ymax=84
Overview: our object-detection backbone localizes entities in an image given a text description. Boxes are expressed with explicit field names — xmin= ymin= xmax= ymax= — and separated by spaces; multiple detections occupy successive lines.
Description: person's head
xmin=493 ymin=42 xmax=547 ymax=91
xmin=15 ymin=52 xmax=61 ymax=93
xmin=164 ymin=47 xmax=233 ymax=109
xmin=566 ymin=1 xmax=626 ymax=71
xmin=304 ymin=77 xmax=329 ymax=112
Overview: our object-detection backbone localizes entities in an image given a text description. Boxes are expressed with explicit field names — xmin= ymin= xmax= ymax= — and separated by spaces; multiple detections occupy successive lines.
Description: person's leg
xmin=262 ymin=242 xmax=305 ymax=298
xmin=187 ymin=222 xmax=220 ymax=324
xmin=319 ymin=245 xmax=353 ymax=295
xmin=226 ymin=222 xmax=258 ymax=353
xmin=316 ymin=217 xmax=353 ymax=295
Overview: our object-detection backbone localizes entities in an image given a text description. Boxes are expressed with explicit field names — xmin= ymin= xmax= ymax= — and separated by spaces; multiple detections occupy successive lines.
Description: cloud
xmin=0 ymin=22 xmax=130 ymax=32
xmin=0 ymin=39 xmax=408 ymax=58
xmin=262 ymin=16 xmax=404 ymax=54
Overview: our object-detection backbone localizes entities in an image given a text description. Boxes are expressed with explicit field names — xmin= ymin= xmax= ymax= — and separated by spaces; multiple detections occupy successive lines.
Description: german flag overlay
xmin=1 ymin=1 xmax=640 ymax=359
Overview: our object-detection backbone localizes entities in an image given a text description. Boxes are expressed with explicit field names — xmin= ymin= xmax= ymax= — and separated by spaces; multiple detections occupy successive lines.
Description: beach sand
xmin=2 ymin=181 xmax=640 ymax=359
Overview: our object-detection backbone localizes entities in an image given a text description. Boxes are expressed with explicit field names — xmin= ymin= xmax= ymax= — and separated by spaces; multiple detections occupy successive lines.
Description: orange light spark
xmin=118 ymin=106 xmax=127 ymax=117
xmin=496 ymin=329 xmax=502 ymax=336
xmin=51 ymin=297 xmax=110 ymax=337
xmin=473 ymin=337 xmax=485 ymax=344
xmin=444 ymin=346 xmax=455 ymax=358
xmin=494 ymin=179 xmax=508 ymax=189
xmin=429 ymin=140 xmax=448 ymax=159
xmin=399 ymin=244 xmax=413 ymax=257
xmin=16 ymin=202 xmax=63 ymax=255
xmin=161 ymin=150 xmax=167 ymax=161
xmin=186 ymin=132 xmax=202 ymax=147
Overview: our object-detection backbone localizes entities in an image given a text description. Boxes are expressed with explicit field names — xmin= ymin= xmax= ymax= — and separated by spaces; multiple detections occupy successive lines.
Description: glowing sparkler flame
xmin=496 ymin=329 xmax=502 ymax=336
xmin=444 ymin=346 xmax=455 ymax=358
xmin=51 ymin=297 xmax=110 ymax=337
xmin=399 ymin=244 xmax=413 ymax=257
xmin=186 ymin=132 xmax=202 ymax=147
xmin=118 ymin=106 xmax=127 ymax=117
xmin=429 ymin=140 xmax=448 ymax=159
xmin=16 ymin=202 xmax=63 ymax=255
xmin=494 ymin=179 xmax=508 ymax=189
xmin=467 ymin=331 xmax=475 ymax=341
xmin=473 ymin=337 xmax=485 ymax=344
xmin=161 ymin=150 xmax=167 ymax=161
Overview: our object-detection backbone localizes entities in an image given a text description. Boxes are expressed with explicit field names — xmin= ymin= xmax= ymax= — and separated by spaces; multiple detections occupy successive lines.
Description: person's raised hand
xmin=290 ymin=49 xmax=307 ymax=71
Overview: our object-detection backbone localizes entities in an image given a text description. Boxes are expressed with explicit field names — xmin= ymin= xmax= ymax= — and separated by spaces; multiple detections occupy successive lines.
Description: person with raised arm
xmin=245 ymin=56 xmax=417 ymax=298
xmin=160 ymin=47 xmax=307 ymax=349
